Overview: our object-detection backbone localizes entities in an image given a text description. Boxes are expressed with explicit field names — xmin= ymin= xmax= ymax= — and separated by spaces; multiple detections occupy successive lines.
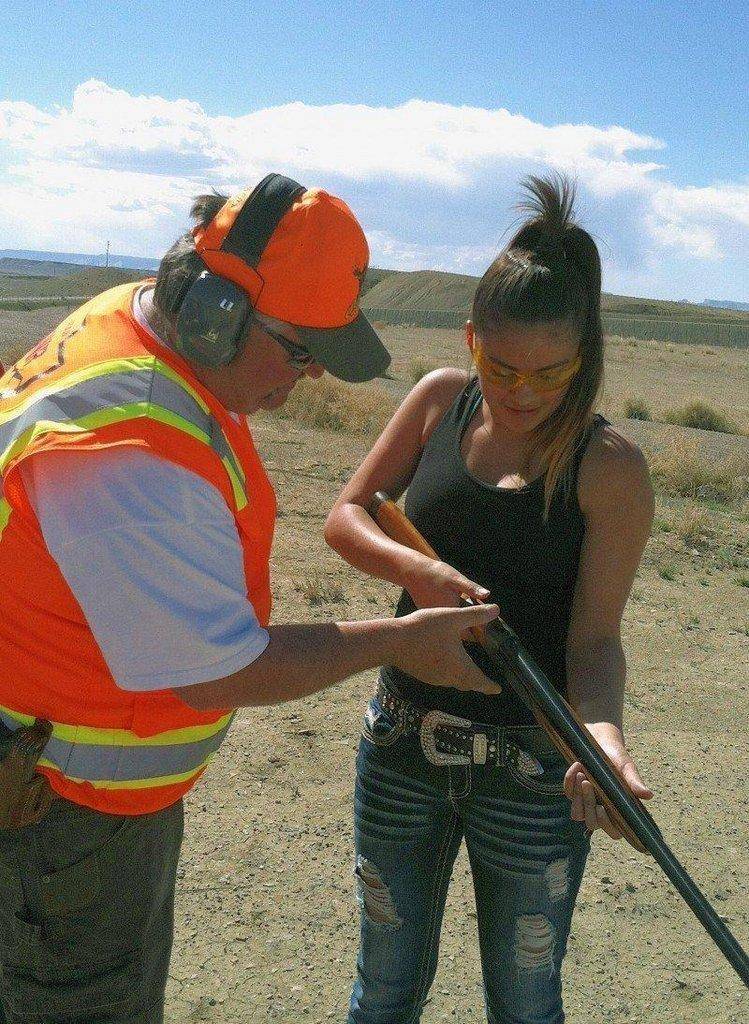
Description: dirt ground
xmin=1 ymin=309 xmax=748 ymax=1022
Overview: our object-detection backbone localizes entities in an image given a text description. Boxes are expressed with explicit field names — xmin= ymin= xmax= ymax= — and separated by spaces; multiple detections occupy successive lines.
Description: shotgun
xmin=369 ymin=490 xmax=749 ymax=989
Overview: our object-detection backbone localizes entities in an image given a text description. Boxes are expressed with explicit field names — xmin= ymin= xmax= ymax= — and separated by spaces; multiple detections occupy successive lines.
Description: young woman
xmin=324 ymin=175 xmax=655 ymax=1024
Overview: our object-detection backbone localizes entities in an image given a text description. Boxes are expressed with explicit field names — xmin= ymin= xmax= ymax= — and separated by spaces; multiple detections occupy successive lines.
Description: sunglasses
xmin=474 ymin=343 xmax=581 ymax=394
xmin=253 ymin=317 xmax=315 ymax=371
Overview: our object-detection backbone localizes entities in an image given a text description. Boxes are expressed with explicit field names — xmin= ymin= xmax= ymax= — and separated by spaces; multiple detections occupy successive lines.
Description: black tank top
xmin=382 ymin=376 xmax=607 ymax=726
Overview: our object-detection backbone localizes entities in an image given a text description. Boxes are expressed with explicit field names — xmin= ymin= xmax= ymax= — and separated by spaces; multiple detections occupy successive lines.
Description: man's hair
xmin=152 ymin=193 xmax=228 ymax=321
xmin=471 ymin=172 xmax=604 ymax=517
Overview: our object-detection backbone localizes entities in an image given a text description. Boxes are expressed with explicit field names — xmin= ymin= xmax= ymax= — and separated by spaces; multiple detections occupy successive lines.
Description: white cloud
xmin=0 ymin=79 xmax=747 ymax=299
xmin=366 ymin=229 xmax=496 ymax=274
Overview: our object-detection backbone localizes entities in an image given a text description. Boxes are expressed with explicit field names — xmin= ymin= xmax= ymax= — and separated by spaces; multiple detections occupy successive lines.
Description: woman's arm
xmin=564 ymin=425 xmax=656 ymax=837
xmin=325 ymin=368 xmax=490 ymax=608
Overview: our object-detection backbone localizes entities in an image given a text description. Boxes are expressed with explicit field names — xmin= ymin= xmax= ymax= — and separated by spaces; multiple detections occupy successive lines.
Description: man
xmin=0 ymin=174 xmax=498 ymax=1022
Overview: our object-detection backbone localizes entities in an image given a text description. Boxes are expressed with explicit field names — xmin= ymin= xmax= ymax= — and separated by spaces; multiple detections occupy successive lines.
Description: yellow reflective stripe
xmin=152 ymin=361 xmax=246 ymax=487
xmin=0 ymin=498 xmax=10 ymax=542
xmin=0 ymin=357 xmax=158 ymax=424
xmin=38 ymin=757 xmax=211 ymax=790
xmin=0 ymin=705 xmax=233 ymax=746
xmin=2 ymin=408 xmax=247 ymax=510
xmin=148 ymin=360 xmax=211 ymax=416
xmin=222 ymin=458 xmax=247 ymax=510
xmin=0 ymin=354 xmax=245 ymax=491
xmin=0 ymin=405 xmax=205 ymax=473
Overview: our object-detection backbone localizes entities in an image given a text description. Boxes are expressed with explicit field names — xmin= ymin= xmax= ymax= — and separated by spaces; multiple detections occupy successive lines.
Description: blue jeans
xmin=348 ymin=691 xmax=590 ymax=1024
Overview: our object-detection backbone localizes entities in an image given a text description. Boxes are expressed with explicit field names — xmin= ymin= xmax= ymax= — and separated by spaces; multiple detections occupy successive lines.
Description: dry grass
xmin=649 ymin=437 xmax=749 ymax=504
xmin=664 ymin=399 xmax=744 ymax=435
xmin=294 ymin=570 xmax=345 ymax=605
xmin=673 ymin=504 xmax=714 ymax=547
xmin=623 ymin=397 xmax=652 ymax=421
xmin=271 ymin=376 xmax=396 ymax=437
xmin=408 ymin=358 xmax=439 ymax=384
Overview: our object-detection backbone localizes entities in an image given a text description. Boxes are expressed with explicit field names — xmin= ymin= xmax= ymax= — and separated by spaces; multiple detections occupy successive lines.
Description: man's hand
xmin=563 ymin=722 xmax=653 ymax=840
xmin=180 ymin=603 xmax=503 ymax=712
xmin=392 ymin=603 xmax=502 ymax=695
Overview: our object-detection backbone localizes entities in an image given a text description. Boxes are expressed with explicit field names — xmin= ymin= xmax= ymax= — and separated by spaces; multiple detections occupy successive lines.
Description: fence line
xmin=3 ymin=297 xmax=748 ymax=349
xmin=362 ymin=306 xmax=749 ymax=348
xmin=0 ymin=296 xmax=87 ymax=310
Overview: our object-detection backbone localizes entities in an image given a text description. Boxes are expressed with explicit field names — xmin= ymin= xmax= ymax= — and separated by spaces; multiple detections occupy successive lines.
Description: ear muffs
xmin=174 ymin=272 xmax=250 ymax=369
xmin=174 ymin=174 xmax=306 ymax=368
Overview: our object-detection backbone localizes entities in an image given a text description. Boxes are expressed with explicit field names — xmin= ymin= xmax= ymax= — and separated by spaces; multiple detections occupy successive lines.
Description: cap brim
xmin=295 ymin=313 xmax=391 ymax=383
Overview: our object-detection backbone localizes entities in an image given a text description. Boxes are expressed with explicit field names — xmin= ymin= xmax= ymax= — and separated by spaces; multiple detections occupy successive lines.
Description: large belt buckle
xmin=420 ymin=710 xmax=473 ymax=766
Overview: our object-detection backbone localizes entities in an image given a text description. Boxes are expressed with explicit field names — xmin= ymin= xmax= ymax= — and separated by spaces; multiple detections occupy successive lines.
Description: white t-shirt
xmin=17 ymin=292 xmax=270 ymax=693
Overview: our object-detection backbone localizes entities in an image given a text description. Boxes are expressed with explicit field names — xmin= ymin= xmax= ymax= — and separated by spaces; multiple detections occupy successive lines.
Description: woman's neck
xmin=478 ymin=399 xmax=534 ymax=467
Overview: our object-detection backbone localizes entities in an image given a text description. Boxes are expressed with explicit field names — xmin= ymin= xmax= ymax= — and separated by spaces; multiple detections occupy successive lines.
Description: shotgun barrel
xmin=369 ymin=490 xmax=749 ymax=990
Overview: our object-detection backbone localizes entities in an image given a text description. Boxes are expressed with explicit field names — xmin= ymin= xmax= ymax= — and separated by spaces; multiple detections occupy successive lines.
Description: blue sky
xmin=1 ymin=0 xmax=748 ymax=301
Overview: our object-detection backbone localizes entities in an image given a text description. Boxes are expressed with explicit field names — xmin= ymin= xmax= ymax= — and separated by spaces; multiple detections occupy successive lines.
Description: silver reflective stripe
xmin=208 ymin=416 xmax=245 ymax=487
xmin=0 ymin=709 xmax=234 ymax=784
xmin=151 ymin=372 xmax=245 ymax=487
xmin=0 ymin=367 xmax=245 ymax=495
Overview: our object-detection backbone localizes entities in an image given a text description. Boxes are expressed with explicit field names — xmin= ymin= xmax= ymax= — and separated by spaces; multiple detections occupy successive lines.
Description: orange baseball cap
xmin=192 ymin=174 xmax=390 ymax=382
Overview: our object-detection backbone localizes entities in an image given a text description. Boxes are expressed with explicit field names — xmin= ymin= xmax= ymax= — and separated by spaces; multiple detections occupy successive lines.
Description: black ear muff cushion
xmin=175 ymin=272 xmax=251 ymax=368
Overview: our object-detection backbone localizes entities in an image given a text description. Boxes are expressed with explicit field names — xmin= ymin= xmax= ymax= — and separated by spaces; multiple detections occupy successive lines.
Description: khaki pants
xmin=0 ymin=795 xmax=184 ymax=1023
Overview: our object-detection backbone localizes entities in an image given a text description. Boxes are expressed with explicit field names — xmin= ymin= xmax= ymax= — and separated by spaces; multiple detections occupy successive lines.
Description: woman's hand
xmin=563 ymin=722 xmax=653 ymax=840
xmin=404 ymin=555 xmax=490 ymax=610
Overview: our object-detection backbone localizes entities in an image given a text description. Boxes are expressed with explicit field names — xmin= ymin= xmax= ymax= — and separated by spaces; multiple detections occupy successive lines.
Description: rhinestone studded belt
xmin=376 ymin=679 xmax=503 ymax=767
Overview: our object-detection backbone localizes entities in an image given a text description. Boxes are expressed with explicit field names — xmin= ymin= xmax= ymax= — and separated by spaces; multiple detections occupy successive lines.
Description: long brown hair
xmin=471 ymin=173 xmax=603 ymax=516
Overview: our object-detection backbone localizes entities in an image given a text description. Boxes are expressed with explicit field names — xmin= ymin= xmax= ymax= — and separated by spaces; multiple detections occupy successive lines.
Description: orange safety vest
xmin=0 ymin=282 xmax=276 ymax=815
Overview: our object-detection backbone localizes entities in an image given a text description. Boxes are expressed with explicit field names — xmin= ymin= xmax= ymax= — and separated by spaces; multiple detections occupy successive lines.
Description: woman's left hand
xmin=563 ymin=722 xmax=654 ymax=841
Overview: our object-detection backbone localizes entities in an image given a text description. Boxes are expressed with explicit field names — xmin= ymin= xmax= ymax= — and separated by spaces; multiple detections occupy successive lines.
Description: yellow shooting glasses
xmin=474 ymin=343 xmax=581 ymax=394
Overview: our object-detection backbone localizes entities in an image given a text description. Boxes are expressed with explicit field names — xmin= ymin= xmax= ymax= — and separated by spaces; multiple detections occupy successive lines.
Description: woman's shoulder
xmin=577 ymin=419 xmax=653 ymax=516
xmin=413 ymin=365 xmax=471 ymax=403
xmin=410 ymin=367 xmax=473 ymax=445
xmin=584 ymin=418 xmax=647 ymax=465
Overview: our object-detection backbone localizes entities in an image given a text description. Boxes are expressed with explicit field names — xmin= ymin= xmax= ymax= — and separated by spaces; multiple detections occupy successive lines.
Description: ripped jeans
xmin=348 ymin=691 xmax=590 ymax=1024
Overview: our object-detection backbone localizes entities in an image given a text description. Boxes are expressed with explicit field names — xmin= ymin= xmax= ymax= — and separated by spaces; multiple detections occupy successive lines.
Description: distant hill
xmin=363 ymin=269 xmax=476 ymax=311
xmin=362 ymin=268 xmax=749 ymax=325
xmin=704 ymin=298 xmax=749 ymax=312
xmin=0 ymin=258 xmax=99 ymax=278
xmin=0 ymin=249 xmax=159 ymax=273
xmin=0 ymin=267 xmax=147 ymax=299
xmin=1 ymin=257 xmax=747 ymax=347
xmin=360 ymin=268 xmax=396 ymax=297
xmin=361 ymin=268 xmax=749 ymax=347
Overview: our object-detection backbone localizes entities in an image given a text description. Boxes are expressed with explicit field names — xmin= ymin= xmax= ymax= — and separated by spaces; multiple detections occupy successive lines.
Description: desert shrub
xmin=623 ymin=397 xmax=652 ymax=421
xmin=295 ymin=571 xmax=345 ymax=605
xmin=273 ymin=377 xmax=396 ymax=436
xmin=409 ymin=358 xmax=438 ymax=384
xmin=674 ymin=504 xmax=713 ymax=547
xmin=664 ymin=401 xmax=743 ymax=435
xmin=650 ymin=439 xmax=749 ymax=504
